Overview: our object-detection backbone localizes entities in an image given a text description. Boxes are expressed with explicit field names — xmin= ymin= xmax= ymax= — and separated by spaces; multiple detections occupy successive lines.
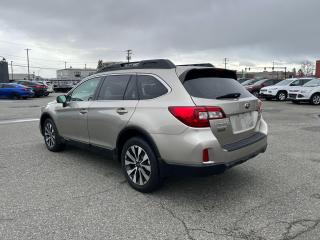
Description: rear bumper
xmin=152 ymin=118 xmax=268 ymax=167
xmin=159 ymin=144 xmax=266 ymax=177
xmin=288 ymin=93 xmax=309 ymax=101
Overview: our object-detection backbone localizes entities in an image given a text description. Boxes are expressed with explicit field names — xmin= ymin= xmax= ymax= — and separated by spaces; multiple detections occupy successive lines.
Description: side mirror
xmin=56 ymin=95 xmax=67 ymax=107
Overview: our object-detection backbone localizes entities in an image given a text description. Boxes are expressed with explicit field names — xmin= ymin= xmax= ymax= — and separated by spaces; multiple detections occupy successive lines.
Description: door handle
xmin=116 ymin=108 xmax=128 ymax=115
xmin=79 ymin=109 xmax=88 ymax=114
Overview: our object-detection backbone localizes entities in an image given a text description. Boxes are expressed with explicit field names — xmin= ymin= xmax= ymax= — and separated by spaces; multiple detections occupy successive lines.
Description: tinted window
xmin=97 ymin=75 xmax=131 ymax=100
xmin=70 ymin=77 xmax=101 ymax=101
xmin=301 ymin=79 xmax=312 ymax=85
xmin=184 ymin=77 xmax=251 ymax=99
xmin=124 ymin=77 xmax=138 ymax=100
xmin=137 ymin=75 xmax=168 ymax=100
xmin=265 ymin=80 xmax=274 ymax=86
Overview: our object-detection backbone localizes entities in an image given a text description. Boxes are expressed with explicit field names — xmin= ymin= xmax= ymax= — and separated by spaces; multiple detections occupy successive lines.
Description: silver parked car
xmin=40 ymin=59 xmax=268 ymax=192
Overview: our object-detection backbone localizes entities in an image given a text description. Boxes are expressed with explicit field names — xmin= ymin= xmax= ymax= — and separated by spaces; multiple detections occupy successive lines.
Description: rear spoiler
xmin=179 ymin=68 xmax=237 ymax=82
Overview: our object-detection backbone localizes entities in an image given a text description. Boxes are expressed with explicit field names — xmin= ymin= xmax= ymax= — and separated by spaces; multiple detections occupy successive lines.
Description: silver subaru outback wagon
xmin=40 ymin=59 xmax=268 ymax=192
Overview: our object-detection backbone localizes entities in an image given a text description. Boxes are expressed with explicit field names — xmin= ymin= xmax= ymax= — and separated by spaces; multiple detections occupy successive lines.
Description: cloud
xmin=0 ymin=0 xmax=319 ymax=77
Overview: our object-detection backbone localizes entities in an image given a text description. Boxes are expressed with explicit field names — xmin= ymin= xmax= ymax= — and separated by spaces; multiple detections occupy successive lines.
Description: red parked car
xmin=16 ymin=80 xmax=48 ymax=97
xmin=245 ymin=79 xmax=282 ymax=97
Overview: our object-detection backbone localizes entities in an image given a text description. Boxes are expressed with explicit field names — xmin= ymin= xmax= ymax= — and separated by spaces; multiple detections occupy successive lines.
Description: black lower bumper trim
xmin=159 ymin=144 xmax=267 ymax=177
xmin=222 ymin=133 xmax=266 ymax=152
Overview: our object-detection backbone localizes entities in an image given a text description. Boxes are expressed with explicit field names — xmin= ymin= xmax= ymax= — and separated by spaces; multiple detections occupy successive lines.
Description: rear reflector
xmin=202 ymin=149 xmax=209 ymax=162
xmin=168 ymin=106 xmax=225 ymax=128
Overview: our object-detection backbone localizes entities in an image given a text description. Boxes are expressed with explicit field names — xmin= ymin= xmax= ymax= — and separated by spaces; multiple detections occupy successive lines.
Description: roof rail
xmin=97 ymin=59 xmax=176 ymax=73
xmin=177 ymin=63 xmax=215 ymax=68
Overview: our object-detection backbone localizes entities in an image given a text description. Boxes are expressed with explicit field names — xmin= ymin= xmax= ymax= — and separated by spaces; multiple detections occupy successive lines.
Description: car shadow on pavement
xmin=61 ymin=143 xmax=258 ymax=199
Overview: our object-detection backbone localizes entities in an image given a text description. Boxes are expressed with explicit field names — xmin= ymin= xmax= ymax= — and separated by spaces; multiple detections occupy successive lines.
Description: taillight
xmin=168 ymin=106 xmax=225 ymax=128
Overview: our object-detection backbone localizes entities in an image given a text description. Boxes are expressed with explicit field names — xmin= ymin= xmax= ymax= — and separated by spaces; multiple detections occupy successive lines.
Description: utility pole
xmin=24 ymin=48 xmax=31 ymax=80
xmin=85 ymin=64 xmax=86 ymax=70
xmin=10 ymin=61 xmax=13 ymax=81
xmin=224 ymin=58 xmax=229 ymax=69
xmin=64 ymin=61 xmax=67 ymax=69
xmin=126 ymin=49 xmax=132 ymax=63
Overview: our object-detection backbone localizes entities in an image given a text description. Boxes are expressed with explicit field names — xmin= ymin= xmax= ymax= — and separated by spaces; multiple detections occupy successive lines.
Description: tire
xmin=44 ymin=92 xmax=49 ymax=96
xmin=276 ymin=91 xmax=287 ymax=101
xmin=310 ymin=93 xmax=320 ymax=105
xmin=10 ymin=93 xmax=20 ymax=99
xmin=292 ymin=100 xmax=300 ymax=104
xmin=121 ymin=137 xmax=163 ymax=193
xmin=42 ymin=118 xmax=65 ymax=152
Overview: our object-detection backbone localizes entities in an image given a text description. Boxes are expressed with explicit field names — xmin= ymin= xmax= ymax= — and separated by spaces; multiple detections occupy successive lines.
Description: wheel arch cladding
xmin=116 ymin=126 xmax=161 ymax=161
xmin=40 ymin=113 xmax=53 ymax=135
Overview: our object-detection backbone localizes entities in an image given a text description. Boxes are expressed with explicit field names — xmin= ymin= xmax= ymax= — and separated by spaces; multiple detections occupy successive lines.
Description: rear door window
xmin=97 ymin=75 xmax=131 ymax=100
xmin=183 ymin=77 xmax=251 ymax=99
xmin=137 ymin=75 xmax=168 ymax=100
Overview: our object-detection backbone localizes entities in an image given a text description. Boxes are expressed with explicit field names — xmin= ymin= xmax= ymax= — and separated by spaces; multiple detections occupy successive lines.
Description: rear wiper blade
xmin=216 ymin=93 xmax=241 ymax=99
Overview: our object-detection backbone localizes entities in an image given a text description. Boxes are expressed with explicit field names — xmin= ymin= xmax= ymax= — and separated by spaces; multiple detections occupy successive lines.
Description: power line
xmin=12 ymin=63 xmax=59 ymax=70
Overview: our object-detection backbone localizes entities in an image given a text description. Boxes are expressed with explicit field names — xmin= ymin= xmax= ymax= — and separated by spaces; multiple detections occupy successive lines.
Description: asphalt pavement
xmin=0 ymin=94 xmax=320 ymax=240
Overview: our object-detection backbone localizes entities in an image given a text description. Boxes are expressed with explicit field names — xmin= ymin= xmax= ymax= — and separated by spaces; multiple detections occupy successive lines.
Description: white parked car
xmin=259 ymin=78 xmax=314 ymax=101
xmin=37 ymin=81 xmax=54 ymax=95
xmin=288 ymin=78 xmax=320 ymax=105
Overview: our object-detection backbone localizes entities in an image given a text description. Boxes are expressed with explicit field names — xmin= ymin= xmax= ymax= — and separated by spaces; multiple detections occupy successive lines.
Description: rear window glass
xmin=137 ymin=75 xmax=168 ymax=100
xmin=183 ymin=77 xmax=251 ymax=99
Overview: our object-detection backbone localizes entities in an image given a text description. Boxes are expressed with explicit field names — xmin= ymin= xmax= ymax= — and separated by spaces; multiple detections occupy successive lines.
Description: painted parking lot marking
xmin=0 ymin=118 xmax=39 ymax=125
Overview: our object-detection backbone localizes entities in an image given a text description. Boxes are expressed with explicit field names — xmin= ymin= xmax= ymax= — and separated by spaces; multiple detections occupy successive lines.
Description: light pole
xmin=10 ymin=61 xmax=13 ymax=81
xmin=24 ymin=48 xmax=31 ymax=80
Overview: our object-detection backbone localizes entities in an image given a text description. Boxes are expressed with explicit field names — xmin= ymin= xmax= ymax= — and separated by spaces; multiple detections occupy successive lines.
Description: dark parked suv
xmin=245 ymin=79 xmax=282 ymax=97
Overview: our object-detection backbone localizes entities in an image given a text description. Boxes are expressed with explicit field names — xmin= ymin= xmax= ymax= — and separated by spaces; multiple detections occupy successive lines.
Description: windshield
xmin=274 ymin=79 xmax=293 ymax=86
xmin=303 ymin=79 xmax=320 ymax=87
xmin=252 ymin=79 xmax=267 ymax=86
xmin=242 ymin=79 xmax=260 ymax=86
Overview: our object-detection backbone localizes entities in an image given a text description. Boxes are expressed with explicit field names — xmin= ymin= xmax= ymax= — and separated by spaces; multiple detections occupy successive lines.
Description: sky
xmin=0 ymin=0 xmax=319 ymax=78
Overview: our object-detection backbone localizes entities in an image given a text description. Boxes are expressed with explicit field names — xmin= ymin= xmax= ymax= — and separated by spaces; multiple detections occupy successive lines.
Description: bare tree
xmin=300 ymin=61 xmax=315 ymax=76
xmin=97 ymin=60 xmax=103 ymax=70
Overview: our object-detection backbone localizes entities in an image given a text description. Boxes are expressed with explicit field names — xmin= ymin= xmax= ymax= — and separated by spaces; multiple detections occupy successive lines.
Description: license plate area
xmin=230 ymin=112 xmax=255 ymax=134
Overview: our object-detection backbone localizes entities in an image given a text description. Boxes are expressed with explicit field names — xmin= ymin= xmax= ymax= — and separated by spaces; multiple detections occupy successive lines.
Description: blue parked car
xmin=0 ymin=83 xmax=34 ymax=99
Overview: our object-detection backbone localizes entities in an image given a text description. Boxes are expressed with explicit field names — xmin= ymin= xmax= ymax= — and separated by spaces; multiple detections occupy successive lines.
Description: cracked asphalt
xmin=0 ymin=94 xmax=320 ymax=240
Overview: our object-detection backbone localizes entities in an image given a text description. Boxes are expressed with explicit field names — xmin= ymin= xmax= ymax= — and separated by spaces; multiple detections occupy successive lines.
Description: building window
xmin=74 ymin=72 xmax=81 ymax=77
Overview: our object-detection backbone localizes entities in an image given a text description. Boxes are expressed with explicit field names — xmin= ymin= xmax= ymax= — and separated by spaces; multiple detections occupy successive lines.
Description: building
xmin=9 ymin=73 xmax=42 ymax=81
xmin=238 ymin=70 xmax=294 ymax=80
xmin=316 ymin=60 xmax=320 ymax=78
xmin=56 ymin=67 xmax=96 ymax=80
xmin=0 ymin=59 xmax=9 ymax=83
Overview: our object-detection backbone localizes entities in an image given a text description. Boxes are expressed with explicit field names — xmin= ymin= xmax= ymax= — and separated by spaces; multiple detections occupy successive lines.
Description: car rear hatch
xmin=179 ymin=68 xmax=261 ymax=147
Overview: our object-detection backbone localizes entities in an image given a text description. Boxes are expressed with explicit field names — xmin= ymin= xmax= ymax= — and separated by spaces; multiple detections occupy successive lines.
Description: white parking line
xmin=0 ymin=118 xmax=39 ymax=125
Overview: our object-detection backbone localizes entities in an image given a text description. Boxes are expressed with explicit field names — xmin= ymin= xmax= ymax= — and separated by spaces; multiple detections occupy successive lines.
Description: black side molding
xmin=223 ymin=133 xmax=266 ymax=152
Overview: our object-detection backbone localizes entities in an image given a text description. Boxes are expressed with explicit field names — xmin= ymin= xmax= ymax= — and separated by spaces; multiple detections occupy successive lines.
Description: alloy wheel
xmin=278 ymin=93 xmax=286 ymax=101
xmin=44 ymin=122 xmax=56 ymax=148
xmin=312 ymin=95 xmax=320 ymax=105
xmin=125 ymin=145 xmax=151 ymax=185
